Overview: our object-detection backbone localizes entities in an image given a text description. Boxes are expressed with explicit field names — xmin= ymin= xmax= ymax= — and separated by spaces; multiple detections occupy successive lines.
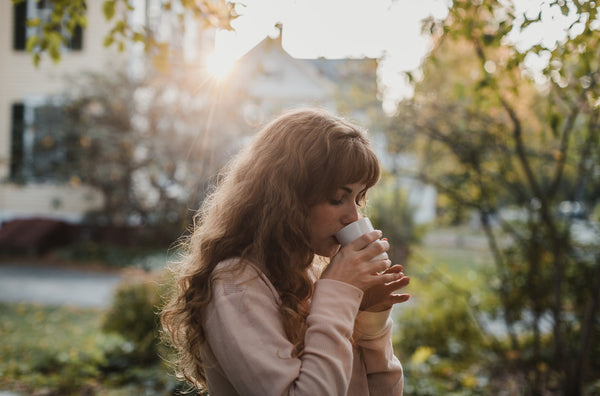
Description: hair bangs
xmin=320 ymin=135 xmax=380 ymax=201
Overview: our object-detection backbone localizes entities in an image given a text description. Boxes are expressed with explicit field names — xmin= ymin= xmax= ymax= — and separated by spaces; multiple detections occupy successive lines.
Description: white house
xmin=0 ymin=0 xmax=216 ymax=225
xmin=225 ymin=25 xmax=380 ymax=130
xmin=0 ymin=0 xmax=126 ymax=223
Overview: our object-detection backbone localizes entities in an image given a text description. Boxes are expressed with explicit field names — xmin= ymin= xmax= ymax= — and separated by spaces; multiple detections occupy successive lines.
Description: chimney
xmin=274 ymin=22 xmax=283 ymax=46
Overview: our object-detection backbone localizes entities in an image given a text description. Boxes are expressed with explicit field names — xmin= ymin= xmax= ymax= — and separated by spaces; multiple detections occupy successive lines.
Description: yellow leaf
xmin=410 ymin=346 xmax=435 ymax=365
xmin=461 ymin=374 xmax=478 ymax=389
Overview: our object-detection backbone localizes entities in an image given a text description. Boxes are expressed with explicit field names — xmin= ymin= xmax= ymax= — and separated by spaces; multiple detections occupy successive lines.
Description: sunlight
xmin=206 ymin=50 xmax=237 ymax=80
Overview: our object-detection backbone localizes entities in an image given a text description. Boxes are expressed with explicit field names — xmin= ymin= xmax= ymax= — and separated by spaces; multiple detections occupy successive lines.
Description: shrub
xmin=393 ymin=250 xmax=495 ymax=394
xmin=101 ymin=272 xmax=163 ymax=367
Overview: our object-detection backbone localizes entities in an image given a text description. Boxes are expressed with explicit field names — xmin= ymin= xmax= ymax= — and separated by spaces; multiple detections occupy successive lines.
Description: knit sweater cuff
xmin=354 ymin=309 xmax=392 ymax=339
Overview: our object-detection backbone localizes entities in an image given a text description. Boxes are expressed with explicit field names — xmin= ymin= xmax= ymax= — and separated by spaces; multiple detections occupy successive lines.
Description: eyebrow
xmin=339 ymin=186 xmax=353 ymax=194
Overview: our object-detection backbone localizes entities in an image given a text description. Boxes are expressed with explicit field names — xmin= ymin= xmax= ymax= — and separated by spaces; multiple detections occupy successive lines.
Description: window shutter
xmin=10 ymin=103 xmax=25 ymax=181
xmin=13 ymin=1 xmax=27 ymax=51
xmin=70 ymin=24 xmax=83 ymax=50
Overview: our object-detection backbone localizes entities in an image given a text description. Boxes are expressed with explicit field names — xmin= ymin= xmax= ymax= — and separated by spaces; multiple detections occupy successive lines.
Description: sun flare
xmin=206 ymin=51 xmax=237 ymax=80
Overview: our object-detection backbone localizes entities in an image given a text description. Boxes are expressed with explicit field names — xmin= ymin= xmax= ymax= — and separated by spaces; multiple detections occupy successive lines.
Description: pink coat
xmin=200 ymin=258 xmax=404 ymax=395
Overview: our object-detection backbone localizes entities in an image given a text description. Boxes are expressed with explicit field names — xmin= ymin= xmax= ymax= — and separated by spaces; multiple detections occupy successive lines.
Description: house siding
xmin=0 ymin=0 xmax=123 ymax=221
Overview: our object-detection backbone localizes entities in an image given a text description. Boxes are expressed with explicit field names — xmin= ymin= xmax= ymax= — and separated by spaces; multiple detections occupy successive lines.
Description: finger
xmin=349 ymin=230 xmax=382 ymax=251
xmin=369 ymin=258 xmax=391 ymax=274
xmin=381 ymin=265 xmax=403 ymax=275
xmin=389 ymin=294 xmax=410 ymax=304
xmin=363 ymin=238 xmax=389 ymax=260
xmin=386 ymin=276 xmax=410 ymax=290
xmin=379 ymin=271 xmax=405 ymax=284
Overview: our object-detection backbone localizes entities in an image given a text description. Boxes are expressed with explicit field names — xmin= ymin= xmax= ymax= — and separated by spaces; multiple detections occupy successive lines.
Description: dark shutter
xmin=10 ymin=103 xmax=25 ymax=181
xmin=13 ymin=1 xmax=27 ymax=51
xmin=69 ymin=24 xmax=83 ymax=50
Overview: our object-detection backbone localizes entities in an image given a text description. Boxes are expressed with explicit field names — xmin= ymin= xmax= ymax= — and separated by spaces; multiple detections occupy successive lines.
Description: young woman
xmin=161 ymin=108 xmax=410 ymax=395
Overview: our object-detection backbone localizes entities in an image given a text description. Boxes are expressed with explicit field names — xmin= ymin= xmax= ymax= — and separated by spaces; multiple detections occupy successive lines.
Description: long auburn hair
xmin=161 ymin=108 xmax=380 ymax=390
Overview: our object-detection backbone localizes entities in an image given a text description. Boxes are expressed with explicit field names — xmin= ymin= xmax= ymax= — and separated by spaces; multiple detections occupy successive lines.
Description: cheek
xmin=308 ymin=205 xmax=339 ymax=244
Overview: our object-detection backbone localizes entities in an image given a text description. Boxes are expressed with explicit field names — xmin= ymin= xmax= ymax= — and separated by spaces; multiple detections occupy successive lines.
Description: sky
xmin=211 ymin=0 xmax=581 ymax=113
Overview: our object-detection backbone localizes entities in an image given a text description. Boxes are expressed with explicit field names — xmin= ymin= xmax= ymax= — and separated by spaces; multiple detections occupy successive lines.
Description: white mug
xmin=335 ymin=217 xmax=388 ymax=260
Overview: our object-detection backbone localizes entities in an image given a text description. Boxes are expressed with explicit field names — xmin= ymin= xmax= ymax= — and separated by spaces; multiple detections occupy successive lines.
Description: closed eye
xmin=355 ymin=190 xmax=368 ymax=207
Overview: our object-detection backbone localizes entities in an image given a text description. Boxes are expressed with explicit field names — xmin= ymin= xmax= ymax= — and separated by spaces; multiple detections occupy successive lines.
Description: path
xmin=0 ymin=263 xmax=123 ymax=308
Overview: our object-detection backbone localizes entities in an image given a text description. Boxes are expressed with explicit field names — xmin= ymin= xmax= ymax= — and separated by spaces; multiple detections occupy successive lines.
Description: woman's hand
xmin=360 ymin=265 xmax=410 ymax=312
xmin=321 ymin=230 xmax=402 ymax=292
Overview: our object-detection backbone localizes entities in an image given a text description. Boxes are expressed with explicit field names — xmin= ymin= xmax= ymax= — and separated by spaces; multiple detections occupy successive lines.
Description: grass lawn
xmin=0 ymin=303 xmax=104 ymax=393
xmin=0 ymin=302 xmax=177 ymax=395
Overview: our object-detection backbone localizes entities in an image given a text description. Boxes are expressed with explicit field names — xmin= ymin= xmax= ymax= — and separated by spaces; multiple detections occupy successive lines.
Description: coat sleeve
xmin=353 ymin=310 xmax=404 ymax=395
xmin=202 ymin=263 xmax=364 ymax=396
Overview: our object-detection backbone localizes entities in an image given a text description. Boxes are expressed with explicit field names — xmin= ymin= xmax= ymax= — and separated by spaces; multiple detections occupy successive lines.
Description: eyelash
xmin=329 ymin=196 xmax=365 ymax=206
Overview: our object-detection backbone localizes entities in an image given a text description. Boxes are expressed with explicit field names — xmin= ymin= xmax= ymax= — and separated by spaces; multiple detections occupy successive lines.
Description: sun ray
xmin=206 ymin=50 xmax=237 ymax=80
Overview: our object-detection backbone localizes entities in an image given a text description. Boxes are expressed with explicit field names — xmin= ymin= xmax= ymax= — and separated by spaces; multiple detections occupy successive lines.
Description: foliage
xmin=395 ymin=269 xmax=486 ymax=360
xmin=102 ymin=273 xmax=163 ymax=366
xmin=0 ymin=302 xmax=115 ymax=394
xmin=393 ymin=242 xmax=495 ymax=395
xmin=0 ymin=285 xmax=183 ymax=395
xmin=13 ymin=0 xmax=237 ymax=66
xmin=368 ymin=176 xmax=427 ymax=266
xmin=30 ymin=66 xmax=248 ymax=238
xmin=389 ymin=0 xmax=600 ymax=394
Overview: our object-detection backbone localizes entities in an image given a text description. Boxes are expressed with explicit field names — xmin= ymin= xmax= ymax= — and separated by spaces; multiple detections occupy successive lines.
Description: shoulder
xmin=211 ymin=258 xmax=280 ymax=303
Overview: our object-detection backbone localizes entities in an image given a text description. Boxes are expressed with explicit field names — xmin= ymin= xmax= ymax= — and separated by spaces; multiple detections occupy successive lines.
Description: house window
xmin=13 ymin=0 xmax=83 ymax=52
xmin=10 ymin=103 xmax=25 ymax=181
xmin=10 ymin=99 xmax=78 ymax=183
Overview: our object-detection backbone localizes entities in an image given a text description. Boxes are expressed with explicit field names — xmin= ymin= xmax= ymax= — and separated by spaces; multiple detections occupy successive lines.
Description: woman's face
xmin=307 ymin=183 xmax=367 ymax=257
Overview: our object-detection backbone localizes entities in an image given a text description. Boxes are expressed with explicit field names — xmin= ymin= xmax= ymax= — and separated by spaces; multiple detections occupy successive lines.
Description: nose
xmin=341 ymin=202 xmax=359 ymax=226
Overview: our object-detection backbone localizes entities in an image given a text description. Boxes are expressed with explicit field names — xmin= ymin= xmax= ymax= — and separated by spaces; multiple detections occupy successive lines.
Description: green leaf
xmin=26 ymin=35 xmax=39 ymax=52
xmin=26 ymin=17 xmax=41 ymax=27
xmin=132 ymin=32 xmax=145 ymax=42
xmin=49 ymin=44 xmax=61 ymax=63
xmin=103 ymin=34 xmax=114 ymax=47
xmin=103 ymin=0 xmax=116 ymax=20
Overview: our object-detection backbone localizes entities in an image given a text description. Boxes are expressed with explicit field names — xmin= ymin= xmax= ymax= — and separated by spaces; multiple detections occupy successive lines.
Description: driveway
xmin=0 ymin=263 xmax=123 ymax=308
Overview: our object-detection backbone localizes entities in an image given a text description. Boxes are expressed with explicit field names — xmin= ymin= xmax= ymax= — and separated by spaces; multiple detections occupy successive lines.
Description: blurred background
xmin=1 ymin=0 xmax=599 ymax=395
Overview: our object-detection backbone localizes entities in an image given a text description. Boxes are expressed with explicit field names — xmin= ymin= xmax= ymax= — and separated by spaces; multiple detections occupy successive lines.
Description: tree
xmin=13 ymin=0 xmax=237 ymax=66
xmin=31 ymin=63 xmax=249 ymax=242
xmin=390 ymin=0 xmax=600 ymax=394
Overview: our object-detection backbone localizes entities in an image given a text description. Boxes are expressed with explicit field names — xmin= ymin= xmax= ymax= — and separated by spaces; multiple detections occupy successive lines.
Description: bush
xmin=393 ymin=247 xmax=495 ymax=395
xmin=394 ymin=274 xmax=487 ymax=361
xmin=101 ymin=272 xmax=164 ymax=367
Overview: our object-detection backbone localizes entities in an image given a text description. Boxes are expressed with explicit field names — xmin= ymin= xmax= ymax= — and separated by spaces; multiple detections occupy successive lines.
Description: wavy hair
xmin=161 ymin=108 xmax=380 ymax=390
